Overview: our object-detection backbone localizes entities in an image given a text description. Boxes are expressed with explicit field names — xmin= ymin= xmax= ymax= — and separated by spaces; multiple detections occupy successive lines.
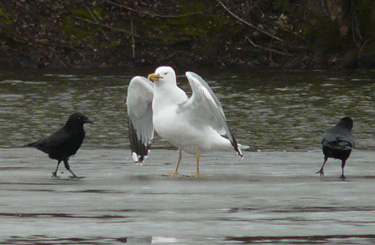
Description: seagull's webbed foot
xmin=339 ymin=174 xmax=346 ymax=180
xmin=162 ymin=150 xmax=182 ymax=177
xmin=184 ymin=153 xmax=200 ymax=178
xmin=162 ymin=171 xmax=178 ymax=177
xmin=183 ymin=172 xmax=199 ymax=178
xmin=316 ymin=169 xmax=324 ymax=176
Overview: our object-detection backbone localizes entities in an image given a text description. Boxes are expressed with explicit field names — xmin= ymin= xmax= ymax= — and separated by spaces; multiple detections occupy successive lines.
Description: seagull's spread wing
xmin=126 ymin=76 xmax=154 ymax=162
xmin=179 ymin=72 xmax=242 ymax=156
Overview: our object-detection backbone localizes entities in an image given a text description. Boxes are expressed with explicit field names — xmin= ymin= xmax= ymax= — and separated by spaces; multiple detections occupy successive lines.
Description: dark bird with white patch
xmin=24 ymin=112 xmax=93 ymax=178
xmin=316 ymin=117 xmax=355 ymax=179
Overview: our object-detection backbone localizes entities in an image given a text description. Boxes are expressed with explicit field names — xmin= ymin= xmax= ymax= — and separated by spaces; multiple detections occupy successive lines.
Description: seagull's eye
xmin=164 ymin=72 xmax=168 ymax=75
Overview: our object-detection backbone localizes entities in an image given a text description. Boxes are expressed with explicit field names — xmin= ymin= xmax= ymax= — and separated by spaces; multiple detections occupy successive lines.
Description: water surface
xmin=1 ymin=68 xmax=374 ymax=151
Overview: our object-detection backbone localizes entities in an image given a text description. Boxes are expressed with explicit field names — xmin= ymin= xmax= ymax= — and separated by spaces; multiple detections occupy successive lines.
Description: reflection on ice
xmin=151 ymin=236 xmax=178 ymax=243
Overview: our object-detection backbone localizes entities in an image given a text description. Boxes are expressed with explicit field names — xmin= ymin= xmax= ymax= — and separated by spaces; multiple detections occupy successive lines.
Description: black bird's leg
xmin=63 ymin=160 xmax=78 ymax=178
xmin=340 ymin=160 xmax=346 ymax=180
xmin=52 ymin=161 xmax=61 ymax=178
xmin=316 ymin=156 xmax=328 ymax=176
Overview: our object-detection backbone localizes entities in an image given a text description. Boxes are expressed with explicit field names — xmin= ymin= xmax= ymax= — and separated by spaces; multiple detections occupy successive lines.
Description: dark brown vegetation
xmin=0 ymin=0 xmax=374 ymax=68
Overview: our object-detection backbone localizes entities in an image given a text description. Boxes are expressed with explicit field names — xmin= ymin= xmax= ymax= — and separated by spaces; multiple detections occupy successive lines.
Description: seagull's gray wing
xmin=126 ymin=76 xmax=154 ymax=163
xmin=179 ymin=71 xmax=242 ymax=157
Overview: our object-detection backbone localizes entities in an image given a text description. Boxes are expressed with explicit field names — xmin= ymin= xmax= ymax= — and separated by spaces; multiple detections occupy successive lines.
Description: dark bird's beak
xmin=84 ymin=118 xmax=94 ymax=124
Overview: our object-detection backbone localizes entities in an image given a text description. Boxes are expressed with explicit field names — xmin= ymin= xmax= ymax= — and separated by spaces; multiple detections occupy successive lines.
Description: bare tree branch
xmin=85 ymin=4 xmax=99 ymax=24
xmin=73 ymin=16 xmax=137 ymax=36
xmin=245 ymin=36 xmax=293 ymax=56
xmin=217 ymin=0 xmax=283 ymax=42
xmin=130 ymin=16 xmax=135 ymax=59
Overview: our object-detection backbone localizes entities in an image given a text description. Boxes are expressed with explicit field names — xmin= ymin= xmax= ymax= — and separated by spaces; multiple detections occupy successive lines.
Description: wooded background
xmin=0 ymin=0 xmax=374 ymax=68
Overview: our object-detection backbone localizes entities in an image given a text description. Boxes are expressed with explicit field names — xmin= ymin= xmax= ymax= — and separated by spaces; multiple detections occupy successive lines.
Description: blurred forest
xmin=0 ymin=0 xmax=375 ymax=68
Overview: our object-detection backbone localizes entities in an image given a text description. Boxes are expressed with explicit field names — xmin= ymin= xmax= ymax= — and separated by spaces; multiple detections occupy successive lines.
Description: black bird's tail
xmin=23 ymin=142 xmax=38 ymax=148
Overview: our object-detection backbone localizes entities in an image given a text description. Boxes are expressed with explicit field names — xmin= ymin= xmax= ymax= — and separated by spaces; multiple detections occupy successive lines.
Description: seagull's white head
xmin=148 ymin=66 xmax=176 ymax=85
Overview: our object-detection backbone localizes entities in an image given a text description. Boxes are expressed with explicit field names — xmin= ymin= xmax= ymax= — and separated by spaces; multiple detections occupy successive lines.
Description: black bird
xmin=316 ymin=117 xmax=355 ymax=179
xmin=24 ymin=112 xmax=93 ymax=178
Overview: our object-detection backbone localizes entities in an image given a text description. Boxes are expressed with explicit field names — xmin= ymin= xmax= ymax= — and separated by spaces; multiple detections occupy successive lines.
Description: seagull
xmin=126 ymin=66 xmax=246 ymax=177
xmin=316 ymin=117 xmax=355 ymax=179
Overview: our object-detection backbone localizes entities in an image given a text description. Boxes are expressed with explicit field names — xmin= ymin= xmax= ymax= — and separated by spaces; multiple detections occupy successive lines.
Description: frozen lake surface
xmin=1 ymin=148 xmax=375 ymax=244
xmin=1 ymin=68 xmax=375 ymax=243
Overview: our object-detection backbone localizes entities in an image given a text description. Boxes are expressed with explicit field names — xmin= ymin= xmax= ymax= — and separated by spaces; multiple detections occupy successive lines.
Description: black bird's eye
xmin=78 ymin=117 xmax=81 ymax=120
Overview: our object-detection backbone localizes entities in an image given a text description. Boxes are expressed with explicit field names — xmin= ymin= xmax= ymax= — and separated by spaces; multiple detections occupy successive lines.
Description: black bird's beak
xmin=84 ymin=119 xmax=94 ymax=124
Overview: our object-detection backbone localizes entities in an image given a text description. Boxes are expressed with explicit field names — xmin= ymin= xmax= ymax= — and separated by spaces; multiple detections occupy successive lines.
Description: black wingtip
xmin=232 ymin=138 xmax=243 ymax=158
xmin=128 ymin=120 xmax=151 ymax=163
xmin=226 ymin=127 xmax=243 ymax=157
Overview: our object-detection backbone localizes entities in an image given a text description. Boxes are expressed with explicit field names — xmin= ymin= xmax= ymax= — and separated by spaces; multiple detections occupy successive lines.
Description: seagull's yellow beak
xmin=148 ymin=73 xmax=162 ymax=81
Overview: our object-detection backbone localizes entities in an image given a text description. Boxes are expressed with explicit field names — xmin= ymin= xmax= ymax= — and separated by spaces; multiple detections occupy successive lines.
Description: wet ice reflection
xmin=0 ymin=149 xmax=375 ymax=243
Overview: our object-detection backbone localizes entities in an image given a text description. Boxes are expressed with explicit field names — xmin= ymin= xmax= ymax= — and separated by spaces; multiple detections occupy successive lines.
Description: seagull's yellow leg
xmin=162 ymin=150 xmax=182 ymax=177
xmin=184 ymin=152 xmax=200 ymax=178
